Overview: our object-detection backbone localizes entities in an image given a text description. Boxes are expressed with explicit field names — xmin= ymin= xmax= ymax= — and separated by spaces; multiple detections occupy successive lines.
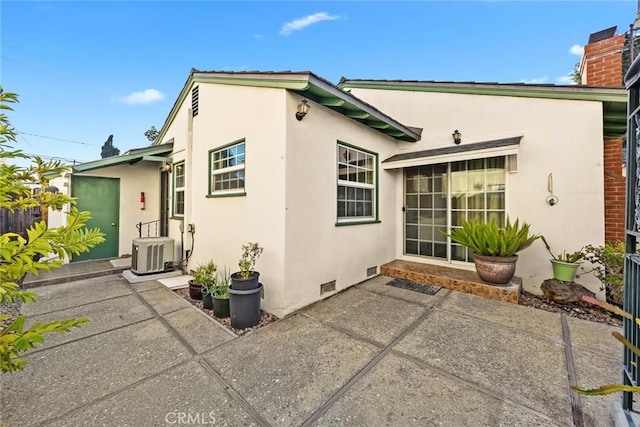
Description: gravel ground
xmin=519 ymin=290 xmax=622 ymax=327
xmin=0 ymin=298 xmax=23 ymax=329
xmin=174 ymin=288 xmax=278 ymax=336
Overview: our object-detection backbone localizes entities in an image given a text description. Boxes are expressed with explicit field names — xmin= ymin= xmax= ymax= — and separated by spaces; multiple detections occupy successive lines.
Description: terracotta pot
xmin=472 ymin=253 xmax=518 ymax=285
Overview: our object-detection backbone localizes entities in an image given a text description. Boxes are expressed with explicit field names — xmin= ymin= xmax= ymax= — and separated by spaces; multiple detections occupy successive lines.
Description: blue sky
xmin=0 ymin=1 xmax=635 ymax=165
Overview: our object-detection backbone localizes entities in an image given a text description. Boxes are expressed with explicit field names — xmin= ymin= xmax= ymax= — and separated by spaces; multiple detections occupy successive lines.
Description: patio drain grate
xmin=387 ymin=279 xmax=441 ymax=295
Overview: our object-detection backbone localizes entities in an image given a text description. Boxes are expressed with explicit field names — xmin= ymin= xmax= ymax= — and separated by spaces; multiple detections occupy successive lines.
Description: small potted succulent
xmin=541 ymin=236 xmax=583 ymax=282
xmin=189 ymin=260 xmax=217 ymax=306
xmin=445 ymin=217 xmax=540 ymax=285
xmin=212 ymin=268 xmax=230 ymax=318
xmin=231 ymin=242 xmax=263 ymax=291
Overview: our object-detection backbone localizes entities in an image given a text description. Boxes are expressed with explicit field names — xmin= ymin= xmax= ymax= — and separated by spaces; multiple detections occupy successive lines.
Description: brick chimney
xmin=580 ymin=26 xmax=626 ymax=243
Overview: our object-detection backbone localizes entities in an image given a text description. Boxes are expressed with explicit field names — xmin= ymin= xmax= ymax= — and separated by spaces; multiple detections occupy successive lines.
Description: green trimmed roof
xmin=155 ymin=70 xmax=422 ymax=145
xmin=339 ymin=79 xmax=627 ymax=138
xmin=72 ymin=143 xmax=173 ymax=173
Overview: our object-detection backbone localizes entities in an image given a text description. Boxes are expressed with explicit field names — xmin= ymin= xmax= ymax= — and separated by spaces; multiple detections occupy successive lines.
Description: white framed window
xmin=173 ymin=161 xmax=185 ymax=216
xmin=337 ymin=142 xmax=378 ymax=223
xmin=209 ymin=139 xmax=245 ymax=196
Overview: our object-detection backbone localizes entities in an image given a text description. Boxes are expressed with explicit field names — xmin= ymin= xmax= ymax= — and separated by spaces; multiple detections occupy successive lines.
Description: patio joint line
xmin=198 ymin=358 xmax=272 ymax=427
xmin=299 ymin=290 xmax=452 ymax=426
xmin=389 ymin=348 xmax=567 ymax=426
xmin=124 ymin=282 xmax=198 ymax=356
xmin=41 ymin=358 xmax=195 ymax=427
xmin=561 ymin=313 xmax=585 ymax=427
xmin=24 ymin=316 xmax=155 ymax=356
xmin=23 ymin=292 xmax=134 ymax=318
xmin=434 ymin=306 xmax=565 ymax=347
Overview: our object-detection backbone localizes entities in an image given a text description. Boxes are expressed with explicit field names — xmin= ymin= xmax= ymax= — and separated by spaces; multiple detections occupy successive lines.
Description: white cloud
xmin=280 ymin=12 xmax=340 ymax=36
xmin=520 ymin=76 xmax=548 ymax=84
xmin=570 ymin=44 xmax=584 ymax=56
xmin=116 ymin=89 xmax=165 ymax=105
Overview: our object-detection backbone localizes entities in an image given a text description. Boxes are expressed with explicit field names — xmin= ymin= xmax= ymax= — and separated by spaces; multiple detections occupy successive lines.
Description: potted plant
xmin=229 ymin=242 xmax=264 ymax=328
xmin=212 ymin=268 xmax=230 ymax=318
xmin=541 ymin=236 xmax=583 ymax=282
xmin=445 ymin=217 xmax=540 ymax=285
xmin=230 ymin=242 xmax=263 ymax=291
xmin=189 ymin=260 xmax=217 ymax=306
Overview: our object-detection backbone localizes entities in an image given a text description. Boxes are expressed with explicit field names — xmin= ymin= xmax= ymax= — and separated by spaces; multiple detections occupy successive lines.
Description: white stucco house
xmin=50 ymin=70 xmax=627 ymax=318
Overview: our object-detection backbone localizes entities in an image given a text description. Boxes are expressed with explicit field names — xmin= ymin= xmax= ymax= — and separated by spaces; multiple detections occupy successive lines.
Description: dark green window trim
xmin=206 ymin=192 xmax=247 ymax=198
xmin=336 ymin=140 xmax=379 ymax=225
xmin=335 ymin=220 xmax=382 ymax=227
xmin=208 ymin=138 xmax=246 ymax=196
xmin=172 ymin=160 xmax=185 ymax=217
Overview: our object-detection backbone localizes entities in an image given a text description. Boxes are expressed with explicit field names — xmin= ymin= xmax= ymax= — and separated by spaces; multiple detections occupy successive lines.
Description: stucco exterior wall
xmin=349 ymin=88 xmax=606 ymax=297
xmin=48 ymin=162 xmax=162 ymax=258
xmin=282 ymin=92 xmax=400 ymax=315
xmin=161 ymin=83 xmax=287 ymax=314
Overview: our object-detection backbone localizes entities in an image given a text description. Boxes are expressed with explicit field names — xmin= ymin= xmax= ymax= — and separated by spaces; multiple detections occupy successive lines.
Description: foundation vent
xmin=367 ymin=266 xmax=378 ymax=277
xmin=320 ymin=280 xmax=336 ymax=295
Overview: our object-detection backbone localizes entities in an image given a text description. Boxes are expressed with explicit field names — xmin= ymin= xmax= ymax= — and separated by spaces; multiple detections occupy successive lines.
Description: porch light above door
xmin=296 ymin=99 xmax=310 ymax=121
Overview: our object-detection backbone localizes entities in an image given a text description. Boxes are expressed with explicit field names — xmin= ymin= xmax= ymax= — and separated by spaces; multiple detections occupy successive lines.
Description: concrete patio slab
xmin=323 ymin=292 xmax=427 ymax=346
xmin=25 ymin=293 xmax=153 ymax=350
xmin=164 ymin=307 xmax=235 ymax=354
xmin=573 ymin=349 xmax=620 ymax=427
xmin=49 ymin=361 xmax=258 ymax=427
xmin=438 ymin=290 xmax=563 ymax=342
xmin=1 ymin=319 xmax=192 ymax=426
xmin=137 ymin=285 xmax=192 ymax=315
xmin=122 ymin=269 xmax=183 ymax=284
xmin=315 ymin=353 xmax=563 ymax=426
xmin=203 ymin=314 xmax=379 ymax=426
xmin=22 ymin=275 xmax=132 ymax=316
xmin=301 ymin=287 xmax=376 ymax=321
xmin=159 ymin=274 xmax=192 ymax=290
xmin=110 ymin=257 xmax=132 ymax=268
xmin=394 ymin=308 xmax=572 ymax=421
xmin=130 ymin=279 xmax=166 ymax=292
xmin=567 ymin=316 xmax=623 ymax=357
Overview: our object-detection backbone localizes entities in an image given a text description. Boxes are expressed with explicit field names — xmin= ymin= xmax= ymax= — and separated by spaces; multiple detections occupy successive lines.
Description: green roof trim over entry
xmin=155 ymin=70 xmax=422 ymax=145
xmin=339 ymin=79 xmax=628 ymax=138
xmin=73 ymin=143 xmax=173 ymax=173
xmin=383 ymin=136 xmax=522 ymax=163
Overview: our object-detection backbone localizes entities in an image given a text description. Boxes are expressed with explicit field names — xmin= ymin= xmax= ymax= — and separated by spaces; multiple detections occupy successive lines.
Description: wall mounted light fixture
xmin=452 ymin=129 xmax=462 ymax=145
xmin=296 ymin=99 xmax=310 ymax=121
xmin=162 ymin=161 xmax=172 ymax=172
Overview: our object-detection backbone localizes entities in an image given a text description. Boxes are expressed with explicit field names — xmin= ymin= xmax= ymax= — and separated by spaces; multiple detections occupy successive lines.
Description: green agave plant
xmin=444 ymin=217 xmax=540 ymax=257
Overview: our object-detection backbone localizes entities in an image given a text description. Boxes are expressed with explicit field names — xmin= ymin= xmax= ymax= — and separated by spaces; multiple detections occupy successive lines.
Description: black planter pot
xmin=202 ymin=293 xmax=213 ymax=310
xmin=213 ymin=297 xmax=230 ymax=318
xmin=188 ymin=280 xmax=203 ymax=300
xmin=230 ymin=271 xmax=260 ymax=290
xmin=229 ymin=283 xmax=262 ymax=329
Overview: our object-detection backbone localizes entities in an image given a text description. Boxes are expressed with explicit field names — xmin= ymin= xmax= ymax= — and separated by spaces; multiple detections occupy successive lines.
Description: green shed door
xmin=71 ymin=176 xmax=120 ymax=261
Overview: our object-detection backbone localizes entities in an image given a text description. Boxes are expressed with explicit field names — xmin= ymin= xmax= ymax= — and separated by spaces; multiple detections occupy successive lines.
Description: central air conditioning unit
xmin=131 ymin=237 xmax=175 ymax=275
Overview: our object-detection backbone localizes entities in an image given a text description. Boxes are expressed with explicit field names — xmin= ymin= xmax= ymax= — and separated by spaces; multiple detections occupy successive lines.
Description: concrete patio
xmin=0 ymin=265 xmax=625 ymax=426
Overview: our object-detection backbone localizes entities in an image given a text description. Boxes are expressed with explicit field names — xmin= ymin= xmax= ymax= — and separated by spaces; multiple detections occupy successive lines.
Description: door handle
xmin=111 ymin=223 xmax=117 ymax=227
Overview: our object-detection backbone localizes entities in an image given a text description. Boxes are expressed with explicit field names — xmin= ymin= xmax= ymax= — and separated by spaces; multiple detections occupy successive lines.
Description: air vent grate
xmin=320 ymin=280 xmax=336 ymax=295
xmin=367 ymin=266 xmax=377 ymax=277
xmin=191 ymin=86 xmax=199 ymax=117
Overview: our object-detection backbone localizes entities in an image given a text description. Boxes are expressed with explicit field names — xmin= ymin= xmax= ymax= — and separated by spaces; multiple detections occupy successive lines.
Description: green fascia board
xmin=155 ymin=70 xmax=422 ymax=145
xmin=73 ymin=145 xmax=173 ymax=173
xmin=340 ymin=80 xmax=628 ymax=137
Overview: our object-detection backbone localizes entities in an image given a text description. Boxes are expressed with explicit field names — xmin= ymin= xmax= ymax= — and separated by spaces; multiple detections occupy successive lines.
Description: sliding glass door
xmin=404 ymin=157 xmax=506 ymax=262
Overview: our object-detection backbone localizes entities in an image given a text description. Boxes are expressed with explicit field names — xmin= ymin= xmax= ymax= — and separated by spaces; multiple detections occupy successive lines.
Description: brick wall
xmin=604 ymin=136 xmax=625 ymax=242
xmin=583 ymin=33 xmax=626 ymax=243
xmin=582 ymin=34 xmax=625 ymax=86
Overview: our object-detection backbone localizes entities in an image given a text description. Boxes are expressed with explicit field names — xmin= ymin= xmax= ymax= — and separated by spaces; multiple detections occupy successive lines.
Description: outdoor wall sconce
xmin=452 ymin=129 xmax=462 ymax=145
xmin=161 ymin=161 xmax=172 ymax=172
xmin=296 ymin=99 xmax=310 ymax=121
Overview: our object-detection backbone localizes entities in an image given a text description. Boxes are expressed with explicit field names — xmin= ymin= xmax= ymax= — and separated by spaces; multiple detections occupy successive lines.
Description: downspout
xmin=186 ymin=107 xmax=194 ymax=265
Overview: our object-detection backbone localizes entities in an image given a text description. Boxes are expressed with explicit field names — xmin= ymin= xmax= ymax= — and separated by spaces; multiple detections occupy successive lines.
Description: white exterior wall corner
xmin=48 ymin=163 xmax=162 ymax=257
xmin=164 ymin=83 xmax=287 ymax=315
xmin=350 ymin=88 xmax=606 ymax=298
xmin=282 ymin=92 xmax=399 ymax=315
